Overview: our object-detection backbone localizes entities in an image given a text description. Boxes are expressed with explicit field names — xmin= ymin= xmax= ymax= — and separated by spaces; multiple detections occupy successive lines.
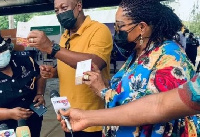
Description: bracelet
xmin=36 ymin=93 xmax=44 ymax=96
xmin=100 ymin=88 xmax=110 ymax=99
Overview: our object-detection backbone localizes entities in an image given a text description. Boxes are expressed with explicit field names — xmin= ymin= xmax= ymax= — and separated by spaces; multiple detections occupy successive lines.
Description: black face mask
xmin=57 ymin=5 xmax=78 ymax=29
xmin=114 ymin=24 xmax=140 ymax=58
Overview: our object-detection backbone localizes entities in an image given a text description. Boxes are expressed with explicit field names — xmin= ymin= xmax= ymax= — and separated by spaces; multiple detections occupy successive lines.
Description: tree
xmin=0 ymin=11 xmax=55 ymax=30
xmin=186 ymin=0 xmax=200 ymax=36
xmin=0 ymin=16 xmax=9 ymax=29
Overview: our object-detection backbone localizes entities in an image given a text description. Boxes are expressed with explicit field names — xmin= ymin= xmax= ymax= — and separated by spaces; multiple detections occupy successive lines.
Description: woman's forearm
xmin=36 ymin=76 xmax=46 ymax=95
xmin=85 ymin=89 xmax=200 ymax=127
xmin=85 ymin=94 xmax=160 ymax=127
xmin=0 ymin=108 xmax=11 ymax=120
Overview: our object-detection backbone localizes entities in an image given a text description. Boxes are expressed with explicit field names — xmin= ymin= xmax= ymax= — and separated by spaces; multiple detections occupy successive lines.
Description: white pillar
xmin=8 ymin=15 xmax=14 ymax=29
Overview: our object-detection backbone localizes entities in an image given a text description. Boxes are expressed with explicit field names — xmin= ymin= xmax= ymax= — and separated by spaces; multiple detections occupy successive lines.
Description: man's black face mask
xmin=57 ymin=5 xmax=78 ymax=29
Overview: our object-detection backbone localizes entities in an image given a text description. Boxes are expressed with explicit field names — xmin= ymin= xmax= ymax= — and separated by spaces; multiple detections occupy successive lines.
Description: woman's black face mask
xmin=114 ymin=23 xmax=140 ymax=58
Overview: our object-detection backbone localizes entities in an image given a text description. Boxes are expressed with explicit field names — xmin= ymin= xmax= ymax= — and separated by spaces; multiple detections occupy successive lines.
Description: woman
xmin=80 ymin=0 xmax=198 ymax=136
xmin=0 ymin=36 xmax=46 ymax=137
xmin=58 ymin=0 xmax=198 ymax=137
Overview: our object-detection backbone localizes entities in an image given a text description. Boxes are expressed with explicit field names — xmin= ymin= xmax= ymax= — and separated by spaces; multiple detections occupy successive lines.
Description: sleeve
xmin=86 ymin=24 xmax=113 ymax=66
xmin=101 ymin=88 xmax=119 ymax=105
xmin=178 ymin=74 xmax=200 ymax=111
xmin=146 ymin=44 xmax=194 ymax=93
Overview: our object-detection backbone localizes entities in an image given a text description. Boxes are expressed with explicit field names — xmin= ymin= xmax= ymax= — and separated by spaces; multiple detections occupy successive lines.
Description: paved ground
xmin=40 ymin=78 xmax=64 ymax=137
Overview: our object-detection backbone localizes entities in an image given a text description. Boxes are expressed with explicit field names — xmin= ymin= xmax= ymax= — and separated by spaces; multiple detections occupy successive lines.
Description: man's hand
xmin=40 ymin=65 xmax=57 ymax=79
xmin=57 ymin=109 xmax=89 ymax=132
xmin=27 ymin=30 xmax=53 ymax=54
xmin=8 ymin=107 xmax=33 ymax=120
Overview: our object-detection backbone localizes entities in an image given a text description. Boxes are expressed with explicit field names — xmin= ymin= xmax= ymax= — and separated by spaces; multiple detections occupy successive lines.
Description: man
xmin=177 ymin=28 xmax=189 ymax=50
xmin=27 ymin=0 xmax=113 ymax=136
xmin=186 ymin=32 xmax=199 ymax=65
xmin=0 ymin=36 xmax=46 ymax=137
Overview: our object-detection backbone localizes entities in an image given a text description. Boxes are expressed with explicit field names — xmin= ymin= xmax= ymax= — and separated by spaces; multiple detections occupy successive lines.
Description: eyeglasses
xmin=114 ymin=22 xmax=135 ymax=32
xmin=65 ymin=38 xmax=71 ymax=50
xmin=114 ymin=22 xmax=139 ymax=34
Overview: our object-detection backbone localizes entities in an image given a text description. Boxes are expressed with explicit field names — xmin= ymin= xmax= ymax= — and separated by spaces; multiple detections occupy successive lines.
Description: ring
xmin=83 ymin=74 xmax=90 ymax=81
xmin=29 ymin=38 xmax=34 ymax=43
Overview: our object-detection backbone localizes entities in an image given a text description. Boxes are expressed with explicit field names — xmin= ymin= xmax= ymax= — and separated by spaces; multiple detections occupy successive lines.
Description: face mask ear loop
xmin=73 ymin=2 xmax=80 ymax=19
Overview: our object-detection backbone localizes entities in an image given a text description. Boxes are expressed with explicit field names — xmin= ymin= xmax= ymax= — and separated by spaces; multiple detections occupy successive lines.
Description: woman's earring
xmin=140 ymin=35 xmax=144 ymax=45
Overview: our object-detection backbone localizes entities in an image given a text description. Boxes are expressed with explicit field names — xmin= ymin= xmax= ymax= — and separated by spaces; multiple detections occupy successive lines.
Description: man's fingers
xmin=29 ymin=43 xmax=39 ymax=47
xmin=27 ymin=30 xmax=40 ymax=39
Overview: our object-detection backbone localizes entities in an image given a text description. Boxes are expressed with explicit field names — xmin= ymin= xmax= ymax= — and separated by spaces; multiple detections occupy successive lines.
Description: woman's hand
xmin=33 ymin=94 xmax=45 ymax=107
xmin=40 ymin=65 xmax=57 ymax=79
xmin=8 ymin=107 xmax=33 ymax=120
xmin=82 ymin=63 xmax=107 ymax=97
xmin=57 ymin=109 xmax=89 ymax=132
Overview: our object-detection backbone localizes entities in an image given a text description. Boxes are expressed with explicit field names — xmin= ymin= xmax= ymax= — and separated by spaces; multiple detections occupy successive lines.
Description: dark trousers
xmin=197 ymin=61 xmax=200 ymax=72
xmin=65 ymin=131 xmax=102 ymax=137
xmin=27 ymin=112 xmax=43 ymax=137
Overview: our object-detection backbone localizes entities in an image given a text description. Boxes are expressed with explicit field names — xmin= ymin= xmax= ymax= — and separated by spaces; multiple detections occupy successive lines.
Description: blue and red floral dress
xmin=102 ymin=40 xmax=199 ymax=137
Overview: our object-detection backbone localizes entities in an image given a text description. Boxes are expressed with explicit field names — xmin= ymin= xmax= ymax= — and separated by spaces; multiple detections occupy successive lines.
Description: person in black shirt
xmin=186 ymin=33 xmax=199 ymax=65
xmin=0 ymin=36 xmax=46 ymax=137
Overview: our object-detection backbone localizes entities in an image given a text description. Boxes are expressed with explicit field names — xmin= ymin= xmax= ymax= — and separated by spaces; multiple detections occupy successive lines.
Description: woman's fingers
xmin=91 ymin=62 xmax=101 ymax=73
xmin=61 ymin=120 xmax=68 ymax=132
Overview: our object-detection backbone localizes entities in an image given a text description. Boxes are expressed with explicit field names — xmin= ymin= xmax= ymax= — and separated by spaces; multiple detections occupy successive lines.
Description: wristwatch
xmin=50 ymin=43 xmax=60 ymax=58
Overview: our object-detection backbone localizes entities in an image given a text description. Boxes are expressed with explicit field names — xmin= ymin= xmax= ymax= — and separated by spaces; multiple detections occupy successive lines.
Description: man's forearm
xmin=53 ymin=48 xmax=106 ymax=70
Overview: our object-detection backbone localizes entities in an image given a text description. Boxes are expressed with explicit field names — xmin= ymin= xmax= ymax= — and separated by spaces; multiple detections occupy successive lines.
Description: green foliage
xmin=0 ymin=11 xmax=55 ymax=30
xmin=187 ymin=13 xmax=200 ymax=36
xmin=0 ymin=16 xmax=9 ymax=29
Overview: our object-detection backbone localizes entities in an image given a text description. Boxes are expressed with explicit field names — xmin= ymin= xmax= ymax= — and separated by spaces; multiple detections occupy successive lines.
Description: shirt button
xmin=19 ymin=89 xmax=22 ymax=93
xmin=12 ymin=79 xmax=15 ymax=82
xmin=22 ymin=98 xmax=25 ymax=101
xmin=0 ymin=90 xmax=2 ymax=93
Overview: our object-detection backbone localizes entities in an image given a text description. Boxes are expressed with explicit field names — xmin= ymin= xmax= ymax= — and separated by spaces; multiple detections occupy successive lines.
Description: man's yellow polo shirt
xmin=57 ymin=16 xmax=113 ymax=132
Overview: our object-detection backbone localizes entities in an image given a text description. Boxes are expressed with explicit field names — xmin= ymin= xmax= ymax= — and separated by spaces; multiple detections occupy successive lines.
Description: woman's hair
xmin=119 ymin=0 xmax=182 ymax=49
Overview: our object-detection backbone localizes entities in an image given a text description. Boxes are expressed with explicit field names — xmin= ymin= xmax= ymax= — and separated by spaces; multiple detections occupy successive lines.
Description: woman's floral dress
xmin=102 ymin=40 xmax=199 ymax=137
